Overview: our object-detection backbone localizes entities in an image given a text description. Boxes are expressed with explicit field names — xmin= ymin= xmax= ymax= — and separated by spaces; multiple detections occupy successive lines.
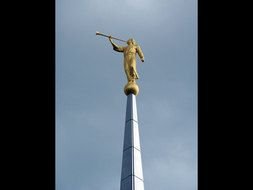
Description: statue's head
xmin=127 ymin=38 xmax=136 ymax=45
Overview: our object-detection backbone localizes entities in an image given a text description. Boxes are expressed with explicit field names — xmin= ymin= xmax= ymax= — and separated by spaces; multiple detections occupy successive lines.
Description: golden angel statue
xmin=109 ymin=37 xmax=145 ymax=83
xmin=96 ymin=31 xmax=145 ymax=95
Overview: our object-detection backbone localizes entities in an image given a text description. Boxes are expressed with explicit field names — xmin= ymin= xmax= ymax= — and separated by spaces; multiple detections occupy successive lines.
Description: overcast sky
xmin=56 ymin=0 xmax=197 ymax=190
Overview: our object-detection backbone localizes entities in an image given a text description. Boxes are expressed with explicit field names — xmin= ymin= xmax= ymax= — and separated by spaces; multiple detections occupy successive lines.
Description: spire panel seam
xmin=121 ymin=174 xmax=144 ymax=182
xmin=125 ymin=119 xmax=138 ymax=124
xmin=123 ymin=146 xmax=141 ymax=152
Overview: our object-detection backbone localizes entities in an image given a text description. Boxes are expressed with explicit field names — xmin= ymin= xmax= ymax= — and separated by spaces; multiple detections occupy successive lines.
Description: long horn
xmin=96 ymin=31 xmax=127 ymax=43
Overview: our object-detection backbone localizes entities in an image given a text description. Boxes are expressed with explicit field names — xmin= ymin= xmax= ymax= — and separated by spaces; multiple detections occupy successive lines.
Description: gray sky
xmin=56 ymin=0 xmax=197 ymax=190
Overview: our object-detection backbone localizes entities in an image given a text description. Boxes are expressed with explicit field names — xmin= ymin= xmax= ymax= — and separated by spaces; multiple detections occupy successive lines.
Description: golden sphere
xmin=124 ymin=82 xmax=139 ymax=96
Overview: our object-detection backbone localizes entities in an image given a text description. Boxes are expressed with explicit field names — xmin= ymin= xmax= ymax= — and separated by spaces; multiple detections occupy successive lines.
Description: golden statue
xmin=96 ymin=32 xmax=145 ymax=96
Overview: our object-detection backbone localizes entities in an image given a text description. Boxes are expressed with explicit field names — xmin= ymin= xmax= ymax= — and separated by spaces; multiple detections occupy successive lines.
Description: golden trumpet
xmin=96 ymin=31 xmax=127 ymax=43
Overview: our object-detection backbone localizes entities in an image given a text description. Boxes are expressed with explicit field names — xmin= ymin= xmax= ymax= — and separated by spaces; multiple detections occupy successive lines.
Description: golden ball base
xmin=124 ymin=81 xmax=139 ymax=96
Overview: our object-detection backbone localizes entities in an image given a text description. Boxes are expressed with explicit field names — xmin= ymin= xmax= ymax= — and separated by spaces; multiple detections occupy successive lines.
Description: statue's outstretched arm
xmin=109 ymin=37 xmax=124 ymax=52
xmin=136 ymin=45 xmax=145 ymax=62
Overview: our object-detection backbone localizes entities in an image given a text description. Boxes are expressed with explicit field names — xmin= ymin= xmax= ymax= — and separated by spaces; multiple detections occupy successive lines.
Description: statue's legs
xmin=124 ymin=62 xmax=131 ymax=82
xmin=123 ymin=58 xmax=139 ymax=96
xmin=129 ymin=61 xmax=139 ymax=80
xmin=124 ymin=55 xmax=138 ymax=82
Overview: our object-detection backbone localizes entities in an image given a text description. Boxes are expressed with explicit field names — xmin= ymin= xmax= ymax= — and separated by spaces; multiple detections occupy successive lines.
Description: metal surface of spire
xmin=120 ymin=94 xmax=144 ymax=190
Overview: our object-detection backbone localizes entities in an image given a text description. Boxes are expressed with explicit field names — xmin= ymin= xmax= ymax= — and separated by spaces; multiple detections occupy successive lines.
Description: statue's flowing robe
xmin=112 ymin=43 xmax=144 ymax=82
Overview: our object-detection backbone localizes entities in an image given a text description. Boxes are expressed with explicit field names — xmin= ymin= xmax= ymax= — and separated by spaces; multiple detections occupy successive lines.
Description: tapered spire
xmin=120 ymin=94 xmax=144 ymax=190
